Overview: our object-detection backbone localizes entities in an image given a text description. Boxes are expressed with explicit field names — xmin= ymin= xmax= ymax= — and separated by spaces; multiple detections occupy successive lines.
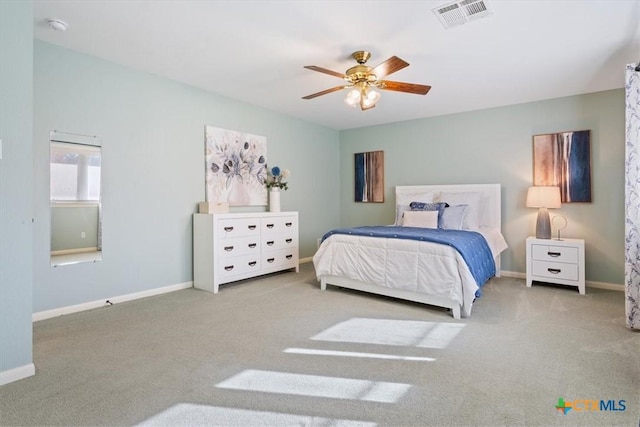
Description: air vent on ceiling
xmin=432 ymin=0 xmax=492 ymax=29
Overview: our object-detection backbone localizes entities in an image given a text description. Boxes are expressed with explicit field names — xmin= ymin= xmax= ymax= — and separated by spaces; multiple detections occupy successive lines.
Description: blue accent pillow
xmin=440 ymin=205 xmax=469 ymax=230
xmin=409 ymin=202 xmax=448 ymax=227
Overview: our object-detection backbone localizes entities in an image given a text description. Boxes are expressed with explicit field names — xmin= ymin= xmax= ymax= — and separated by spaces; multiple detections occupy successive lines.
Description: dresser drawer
xmin=218 ymin=236 xmax=260 ymax=257
xmin=262 ymin=248 xmax=297 ymax=270
xmin=531 ymin=260 xmax=579 ymax=281
xmin=531 ymin=244 xmax=578 ymax=263
xmin=261 ymin=216 xmax=297 ymax=235
xmin=217 ymin=218 xmax=260 ymax=238
xmin=262 ymin=235 xmax=297 ymax=251
xmin=218 ymin=254 xmax=261 ymax=280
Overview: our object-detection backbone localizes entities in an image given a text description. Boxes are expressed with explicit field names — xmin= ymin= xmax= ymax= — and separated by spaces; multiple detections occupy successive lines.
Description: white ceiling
xmin=33 ymin=0 xmax=640 ymax=131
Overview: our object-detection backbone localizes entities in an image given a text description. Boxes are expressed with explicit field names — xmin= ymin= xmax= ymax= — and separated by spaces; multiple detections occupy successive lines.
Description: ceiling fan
xmin=302 ymin=50 xmax=431 ymax=111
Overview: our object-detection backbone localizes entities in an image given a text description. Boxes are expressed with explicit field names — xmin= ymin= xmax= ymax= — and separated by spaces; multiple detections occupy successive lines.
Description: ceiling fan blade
xmin=371 ymin=56 xmax=409 ymax=79
xmin=302 ymin=86 xmax=346 ymax=100
xmin=378 ymin=80 xmax=431 ymax=95
xmin=303 ymin=65 xmax=346 ymax=79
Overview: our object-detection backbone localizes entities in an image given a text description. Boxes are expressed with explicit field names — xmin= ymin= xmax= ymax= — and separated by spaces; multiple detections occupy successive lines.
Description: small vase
xmin=269 ymin=188 xmax=281 ymax=212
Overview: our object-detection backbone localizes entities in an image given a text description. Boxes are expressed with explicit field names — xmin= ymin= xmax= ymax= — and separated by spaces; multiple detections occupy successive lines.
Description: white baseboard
xmin=0 ymin=363 xmax=35 ymax=386
xmin=299 ymin=257 xmax=313 ymax=264
xmin=500 ymin=270 xmax=525 ymax=279
xmin=499 ymin=270 xmax=623 ymax=292
xmin=32 ymin=281 xmax=193 ymax=322
xmin=585 ymin=280 xmax=624 ymax=291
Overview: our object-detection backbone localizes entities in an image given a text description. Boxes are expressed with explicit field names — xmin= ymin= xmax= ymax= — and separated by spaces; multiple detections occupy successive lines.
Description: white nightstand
xmin=526 ymin=237 xmax=585 ymax=295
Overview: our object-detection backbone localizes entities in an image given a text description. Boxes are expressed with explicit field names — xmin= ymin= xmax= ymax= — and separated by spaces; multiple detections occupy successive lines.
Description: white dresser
xmin=193 ymin=212 xmax=299 ymax=293
xmin=526 ymin=236 xmax=585 ymax=295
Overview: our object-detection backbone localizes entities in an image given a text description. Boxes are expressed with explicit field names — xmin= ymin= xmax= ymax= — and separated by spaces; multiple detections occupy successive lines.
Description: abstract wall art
xmin=533 ymin=130 xmax=591 ymax=203
xmin=354 ymin=150 xmax=384 ymax=203
xmin=205 ymin=126 xmax=267 ymax=206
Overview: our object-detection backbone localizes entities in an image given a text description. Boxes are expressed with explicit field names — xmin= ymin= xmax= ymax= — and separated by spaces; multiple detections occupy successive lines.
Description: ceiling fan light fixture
xmin=361 ymin=88 xmax=380 ymax=109
xmin=344 ymin=88 xmax=361 ymax=107
xmin=366 ymin=89 xmax=380 ymax=103
xmin=303 ymin=50 xmax=430 ymax=110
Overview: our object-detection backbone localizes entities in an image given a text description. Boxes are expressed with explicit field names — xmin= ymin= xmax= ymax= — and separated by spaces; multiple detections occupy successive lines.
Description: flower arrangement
xmin=266 ymin=166 xmax=290 ymax=190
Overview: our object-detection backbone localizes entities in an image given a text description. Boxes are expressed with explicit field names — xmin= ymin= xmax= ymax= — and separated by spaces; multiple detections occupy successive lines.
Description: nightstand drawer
xmin=531 ymin=244 xmax=578 ymax=263
xmin=531 ymin=260 xmax=579 ymax=281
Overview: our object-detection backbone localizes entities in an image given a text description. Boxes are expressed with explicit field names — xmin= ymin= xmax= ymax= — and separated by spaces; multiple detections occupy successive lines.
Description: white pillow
xmin=440 ymin=205 xmax=468 ymax=230
xmin=438 ymin=192 xmax=482 ymax=229
xmin=402 ymin=210 xmax=438 ymax=228
xmin=394 ymin=191 xmax=436 ymax=225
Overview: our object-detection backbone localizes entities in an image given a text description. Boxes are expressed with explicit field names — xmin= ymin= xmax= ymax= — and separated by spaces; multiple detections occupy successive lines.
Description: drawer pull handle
xmin=547 ymin=251 xmax=561 ymax=257
xmin=248 ymin=261 xmax=257 ymax=267
xmin=548 ymin=268 xmax=561 ymax=274
xmin=248 ymin=243 xmax=257 ymax=248
xmin=285 ymin=238 xmax=292 ymax=243
xmin=248 ymin=225 xmax=257 ymax=230
xmin=267 ymin=241 xmax=274 ymax=246
xmin=224 ymin=226 xmax=234 ymax=232
xmin=285 ymin=222 xmax=292 ymax=227
xmin=224 ymin=246 xmax=234 ymax=251
xmin=266 ymin=224 xmax=274 ymax=229
xmin=267 ymin=258 xmax=275 ymax=263
xmin=224 ymin=265 xmax=234 ymax=271
xmin=286 ymin=254 xmax=293 ymax=260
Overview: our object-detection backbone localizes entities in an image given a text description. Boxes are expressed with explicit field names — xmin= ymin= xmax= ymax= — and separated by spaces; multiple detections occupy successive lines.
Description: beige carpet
xmin=0 ymin=263 xmax=638 ymax=426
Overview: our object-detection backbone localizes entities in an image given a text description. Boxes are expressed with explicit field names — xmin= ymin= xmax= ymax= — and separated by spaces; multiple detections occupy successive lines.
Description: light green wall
xmin=31 ymin=40 xmax=625 ymax=317
xmin=33 ymin=41 xmax=340 ymax=312
xmin=0 ymin=1 xmax=34 ymax=375
xmin=51 ymin=206 xmax=100 ymax=251
xmin=339 ymin=90 xmax=626 ymax=285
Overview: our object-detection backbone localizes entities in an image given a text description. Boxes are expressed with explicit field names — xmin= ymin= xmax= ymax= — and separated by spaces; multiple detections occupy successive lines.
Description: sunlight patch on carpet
xmin=284 ymin=347 xmax=436 ymax=361
xmin=310 ymin=318 xmax=464 ymax=349
xmin=215 ymin=369 xmax=410 ymax=403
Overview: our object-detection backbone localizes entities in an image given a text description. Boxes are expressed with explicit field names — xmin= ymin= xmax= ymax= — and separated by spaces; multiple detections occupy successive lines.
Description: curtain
xmin=625 ymin=63 xmax=640 ymax=330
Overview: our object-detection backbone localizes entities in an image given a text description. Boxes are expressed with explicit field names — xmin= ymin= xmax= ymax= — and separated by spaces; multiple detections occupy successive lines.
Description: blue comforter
xmin=322 ymin=226 xmax=495 ymax=290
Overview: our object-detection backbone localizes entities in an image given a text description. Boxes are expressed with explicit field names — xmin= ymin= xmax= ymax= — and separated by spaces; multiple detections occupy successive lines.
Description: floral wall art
xmin=205 ymin=125 xmax=267 ymax=206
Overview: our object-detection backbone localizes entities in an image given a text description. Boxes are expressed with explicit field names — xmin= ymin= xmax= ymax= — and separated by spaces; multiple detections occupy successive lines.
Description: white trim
xmin=500 ymin=270 xmax=623 ymax=292
xmin=299 ymin=256 xmax=313 ymax=264
xmin=51 ymin=201 xmax=100 ymax=208
xmin=51 ymin=247 xmax=99 ymax=256
xmin=0 ymin=363 xmax=35 ymax=386
xmin=500 ymin=270 xmax=525 ymax=279
xmin=586 ymin=280 xmax=624 ymax=292
xmin=32 ymin=281 xmax=193 ymax=322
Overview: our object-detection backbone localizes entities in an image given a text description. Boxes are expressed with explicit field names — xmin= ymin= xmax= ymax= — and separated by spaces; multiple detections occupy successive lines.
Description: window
xmin=50 ymin=142 xmax=101 ymax=202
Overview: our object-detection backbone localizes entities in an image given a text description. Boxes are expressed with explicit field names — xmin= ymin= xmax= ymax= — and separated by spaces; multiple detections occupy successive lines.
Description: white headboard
xmin=395 ymin=184 xmax=502 ymax=230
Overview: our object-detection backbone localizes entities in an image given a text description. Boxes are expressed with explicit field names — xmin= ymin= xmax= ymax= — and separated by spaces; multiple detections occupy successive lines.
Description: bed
xmin=313 ymin=184 xmax=508 ymax=319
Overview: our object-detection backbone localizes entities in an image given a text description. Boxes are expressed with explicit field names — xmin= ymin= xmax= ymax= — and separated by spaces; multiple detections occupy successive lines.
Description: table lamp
xmin=526 ymin=186 xmax=561 ymax=239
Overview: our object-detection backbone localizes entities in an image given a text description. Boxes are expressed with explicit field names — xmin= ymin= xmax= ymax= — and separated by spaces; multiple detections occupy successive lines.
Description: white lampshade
xmin=526 ymin=186 xmax=561 ymax=209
